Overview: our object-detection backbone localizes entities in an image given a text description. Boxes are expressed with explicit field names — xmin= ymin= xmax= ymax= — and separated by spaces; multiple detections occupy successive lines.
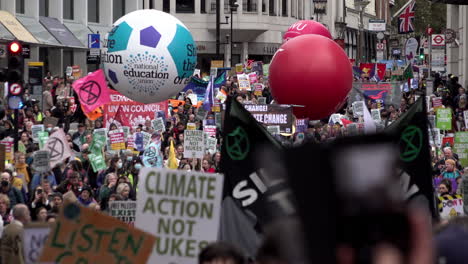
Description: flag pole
xmin=391 ymin=0 xmax=414 ymax=20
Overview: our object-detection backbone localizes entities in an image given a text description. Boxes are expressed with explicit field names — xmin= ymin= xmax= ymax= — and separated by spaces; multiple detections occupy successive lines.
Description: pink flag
xmin=72 ymin=69 xmax=110 ymax=113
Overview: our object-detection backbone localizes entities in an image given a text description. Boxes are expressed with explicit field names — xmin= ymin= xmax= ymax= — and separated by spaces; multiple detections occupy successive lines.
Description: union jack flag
xmin=398 ymin=1 xmax=416 ymax=34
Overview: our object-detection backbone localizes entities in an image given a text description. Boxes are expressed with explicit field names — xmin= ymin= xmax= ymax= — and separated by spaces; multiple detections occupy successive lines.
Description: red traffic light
xmin=8 ymin=41 xmax=22 ymax=54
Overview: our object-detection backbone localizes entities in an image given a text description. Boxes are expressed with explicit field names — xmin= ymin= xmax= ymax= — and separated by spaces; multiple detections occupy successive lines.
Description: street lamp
xmin=334 ymin=19 xmax=347 ymax=50
xmin=229 ymin=2 xmax=238 ymax=67
xmin=216 ymin=0 xmax=229 ymax=57
xmin=355 ymin=0 xmax=370 ymax=64
xmin=313 ymin=0 xmax=327 ymax=21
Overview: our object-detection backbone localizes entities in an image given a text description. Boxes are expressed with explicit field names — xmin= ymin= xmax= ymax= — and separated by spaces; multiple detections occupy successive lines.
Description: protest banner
xmin=136 ymin=168 xmax=224 ymax=264
xmin=103 ymin=89 xmax=168 ymax=129
xmin=438 ymin=195 xmax=465 ymax=220
xmin=127 ymin=134 xmax=136 ymax=150
xmin=436 ymin=108 xmax=452 ymax=130
xmin=432 ymin=97 xmax=443 ymax=109
xmin=186 ymin=123 xmax=197 ymax=130
xmin=142 ymin=131 xmax=151 ymax=148
xmin=33 ymin=150 xmax=50 ymax=173
xmin=73 ymin=69 xmax=111 ymax=113
xmin=267 ymin=125 xmax=280 ymax=135
xmin=184 ymin=130 xmax=205 ymax=158
xmin=371 ymin=109 xmax=381 ymax=122
xmin=252 ymin=84 xmax=263 ymax=97
xmin=251 ymin=61 xmax=263 ymax=76
xmin=197 ymin=107 xmax=208 ymax=121
xmin=296 ymin=118 xmax=309 ymax=133
xmin=429 ymin=128 xmax=441 ymax=147
xmin=442 ymin=137 xmax=455 ymax=148
xmin=262 ymin=63 xmax=269 ymax=77
xmin=31 ymin=125 xmax=44 ymax=143
xmin=244 ymin=104 xmax=293 ymax=133
xmin=109 ymin=201 xmax=137 ymax=225
xmin=152 ymin=117 xmax=166 ymax=133
xmin=454 ymin=132 xmax=468 ymax=167
xmin=88 ymin=153 xmax=107 ymax=172
xmin=428 ymin=115 xmax=436 ymax=128
xmin=134 ymin=133 xmax=144 ymax=152
xmin=23 ymin=223 xmax=51 ymax=264
xmin=352 ymin=101 xmax=364 ymax=118
xmin=237 ymin=74 xmax=251 ymax=91
xmin=348 ymin=82 xmax=402 ymax=108
xmin=203 ymin=125 xmax=217 ymax=138
xmin=187 ymin=93 xmax=198 ymax=105
xmin=109 ymin=129 xmax=126 ymax=150
xmin=1 ymin=138 xmax=14 ymax=163
xmin=43 ymin=129 xmax=72 ymax=169
xmin=205 ymin=137 xmax=217 ymax=155
xmin=39 ymin=202 xmax=156 ymax=263
xmin=90 ymin=134 xmax=106 ymax=155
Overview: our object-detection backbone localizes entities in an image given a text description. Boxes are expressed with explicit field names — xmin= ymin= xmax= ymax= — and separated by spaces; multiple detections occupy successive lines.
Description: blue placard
xmin=88 ymin=34 xmax=100 ymax=49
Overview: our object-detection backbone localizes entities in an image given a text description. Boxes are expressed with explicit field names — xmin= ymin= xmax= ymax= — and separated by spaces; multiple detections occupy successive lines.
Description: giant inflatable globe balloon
xmin=103 ymin=10 xmax=197 ymax=104
xmin=283 ymin=20 xmax=332 ymax=42
xmin=269 ymin=34 xmax=352 ymax=120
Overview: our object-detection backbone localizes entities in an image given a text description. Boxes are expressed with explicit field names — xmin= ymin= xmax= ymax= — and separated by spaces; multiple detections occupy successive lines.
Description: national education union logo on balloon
xmin=103 ymin=9 xmax=197 ymax=104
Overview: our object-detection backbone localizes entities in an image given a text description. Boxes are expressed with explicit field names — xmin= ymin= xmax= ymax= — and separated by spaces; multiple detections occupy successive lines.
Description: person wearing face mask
xmin=0 ymin=171 xmax=25 ymax=209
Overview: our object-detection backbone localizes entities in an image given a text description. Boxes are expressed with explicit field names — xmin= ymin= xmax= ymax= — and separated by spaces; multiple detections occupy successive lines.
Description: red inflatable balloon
xmin=283 ymin=20 xmax=332 ymax=42
xmin=269 ymin=34 xmax=352 ymax=120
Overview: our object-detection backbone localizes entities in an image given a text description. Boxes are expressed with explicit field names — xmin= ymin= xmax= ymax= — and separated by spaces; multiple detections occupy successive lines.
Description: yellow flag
xmin=168 ymin=140 xmax=178 ymax=169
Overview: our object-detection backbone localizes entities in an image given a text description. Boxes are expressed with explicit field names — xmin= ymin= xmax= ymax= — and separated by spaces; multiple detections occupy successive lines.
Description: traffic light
xmin=7 ymin=40 xmax=24 ymax=84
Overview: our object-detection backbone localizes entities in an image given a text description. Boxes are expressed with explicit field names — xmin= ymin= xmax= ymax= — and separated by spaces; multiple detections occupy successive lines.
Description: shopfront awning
xmin=64 ymin=21 xmax=93 ymax=48
xmin=16 ymin=16 xmax=62 ymax=47
xmin=39 ymin=16 xmax=84 ymax=48
xmin=0 ymin=11 xmax=38 ymax=43
xmin=0 ymin=23 xmax=14 ymax=41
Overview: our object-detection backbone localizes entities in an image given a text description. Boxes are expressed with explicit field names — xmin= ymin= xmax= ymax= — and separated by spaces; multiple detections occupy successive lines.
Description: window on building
xmin=16 ymin=0 xmax=25 ymax=14
xmin=88 ymin=0 xmax=99 ymax=23
xmin=63 ymin=50 xmax=74 ymax=71
xmin=163 ymin=0 xmax=170 ymax=13
xmin=63 ymin=0 xmax=74 ymax=20
xmin=201 ymin=0 xmax=206 ymax=13
xmin=281 ymin=0 xmax=287 ymax=16
xmin=297 ymin=0 xmax=303 ymax=19
xmin=176 ymin=0 xmax=194 ymax=13
xmin=291 ymin=0 xmax=296 ymax=18
xmin=269 ymin=0 xmax=275 ymax=15
xmin=39 ymin=0 xmax=49 ymax=17
xmin=262 ymin=0 xmax=266 ymax=13
xmin=243 ymin=0 xmax=257 ymax=12
xmin=113 ymin=0 xmax=125 ymax=22
xmin=150 ymin=0 xmax=154 ymax=9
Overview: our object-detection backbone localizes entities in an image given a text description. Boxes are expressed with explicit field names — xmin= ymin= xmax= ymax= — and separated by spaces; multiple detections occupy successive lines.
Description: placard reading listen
xmin=136 ymin=168 xmax=224 ymax=264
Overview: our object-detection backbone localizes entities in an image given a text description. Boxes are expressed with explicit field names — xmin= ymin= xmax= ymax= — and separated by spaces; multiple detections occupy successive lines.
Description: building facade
xmin=446 ymin=4 xmax=468 ymax=88
xmin=0 ymin=0 xmax=385 ymax=78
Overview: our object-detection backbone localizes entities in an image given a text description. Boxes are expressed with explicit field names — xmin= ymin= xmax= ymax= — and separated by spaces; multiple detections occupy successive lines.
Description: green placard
xmin=436 ymin=108 xmax=452 ymax=130
xmin=454 ymin=132 xmax=468 ymax=167
xmin=38 ymin=131 xmax=49 ymax=149
xmin=88 ymin=153 xmax=106 ymax=172
xmin=90 ymin=134 xmax=106 ymax=155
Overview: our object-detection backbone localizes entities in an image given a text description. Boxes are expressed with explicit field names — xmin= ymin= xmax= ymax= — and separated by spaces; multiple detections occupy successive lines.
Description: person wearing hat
xmin=77 ymin=186 xmax=96 ymax=207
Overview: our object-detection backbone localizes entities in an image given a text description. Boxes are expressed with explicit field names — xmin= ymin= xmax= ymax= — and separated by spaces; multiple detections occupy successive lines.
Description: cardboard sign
xmin=436 ymin=108 xmax=452 ymax=130
xmin=152 ymin=117 xmax=166 ymax=133
xmin=184 ymin=130 xmax=205 ymax=158
xmin=248 ymin=72 xmax=258 ymax=84
xmin=262 ymin=63 xmax=269 ymax=77
xmin=0 ymin=139 xmax=14 ymax=163
xmin=258 ymin=97 xmax=266 ymax=104
xmin=296 ymin=118 xmax=309 ymax=133
xmin=429 ymin=128 xmax=441 ymax=147
xmin=31 ymin=125 xmax=45 ymax=143
xmin=348 ymin=82 xmax=402 ymax=109
xmin=122 ymin=126 xmax=130 ymax=140
xmin=109 ymin=201 xmax=137 ymax=225
xmin=37 ymin=131 xmax=49 ymax=149
xmin=127 ymin=135 xmax=135 ymax=150
xmin=94 ymin=128 xmax=107 ymax=143
xmin=90 ymin=134 xmax=106 ymax=155
xmin=253 ymin=83 xmax=264 ymax=96
xmin=371 ymin=109 xmax=381 ymax=122
xmin=203 ymin=125 xmax=217 ymax=138
xmin=244 ymin=104 xmax=293 ymax=134
xmin=454 ymin=132 xmax=468 ymax=167
xmin=39 ymin=203 xmax=156 ymax=263
xmin=197 ymin=107 xmax=208 ymax=121
xmin=109 ymin=129 xmax=126 ymax=150
xmin=33 ymin=150 xmax=50 ymax=173
xmin=136 ymin=168 xmax=224 ymax=264
xmin=237 ymin=74 xmax=251 ymax=91
xmin=23 ymin=223 xmax=51 ymax=264
xmin=141 ymin=132 xmax=151 ymax=148
xmin=432 ymin=97 xmax=443 ymax=109
xmin=438 ymin=195 xmax=465 ymax=220
xmin=428 ymin=115 xmax=436 ymax=128
xmin=205 ymin=137 xmax=217 ymax=155
xmin=187 ymin=93 xmax=198 ymax=106
xmin=235 ymin=63 xmax=244 ymax=74
xmin=352 ymin=101 xmax=365 ymax=118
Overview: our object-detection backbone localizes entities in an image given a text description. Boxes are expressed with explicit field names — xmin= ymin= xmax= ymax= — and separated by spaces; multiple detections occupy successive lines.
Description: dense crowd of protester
xmin=0 ymin=67 xmax=467 ymax=263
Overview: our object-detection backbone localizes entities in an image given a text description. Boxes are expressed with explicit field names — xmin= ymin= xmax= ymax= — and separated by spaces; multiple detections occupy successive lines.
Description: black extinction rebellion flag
xmin=385 ymin=97 xmax=437 ymax=218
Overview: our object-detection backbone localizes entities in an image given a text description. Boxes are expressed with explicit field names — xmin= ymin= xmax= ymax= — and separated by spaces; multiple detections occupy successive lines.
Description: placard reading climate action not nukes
xmin=136 ymin=168 xmax=224 ymax=264
xmin=244 ymin=104 xmax=293 ymax=133
xmin=184 ymin=130 xmax=205 ymax=158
